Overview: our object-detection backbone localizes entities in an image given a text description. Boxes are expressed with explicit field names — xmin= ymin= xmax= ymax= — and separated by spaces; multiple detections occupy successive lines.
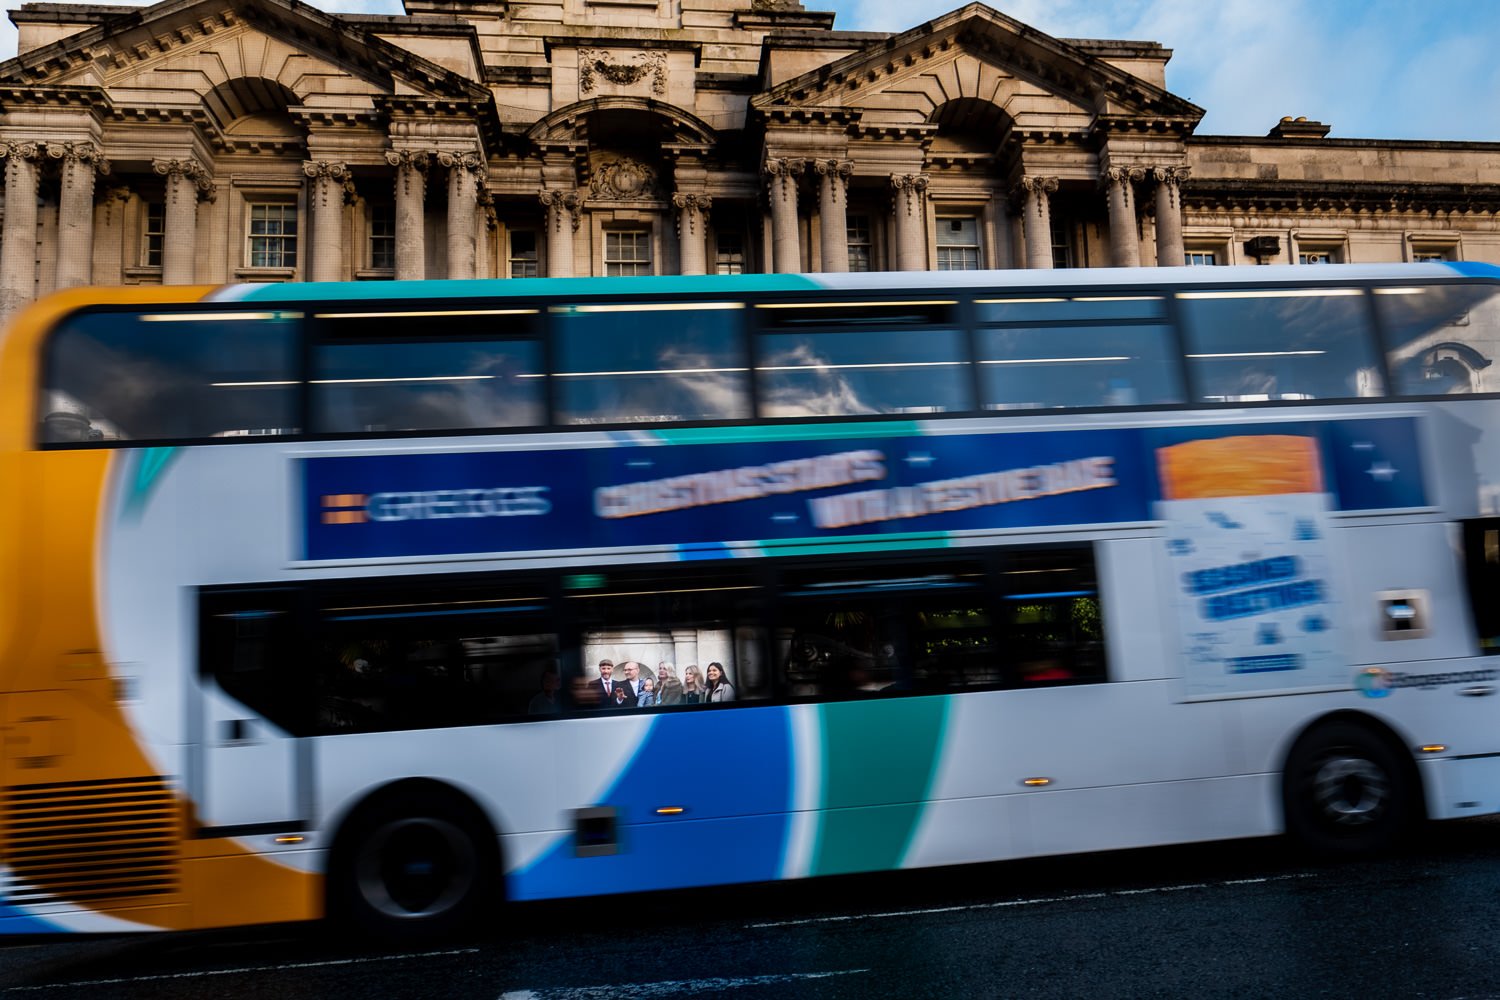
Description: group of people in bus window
xmin=565 ymin=659 xmax=736 ymax=711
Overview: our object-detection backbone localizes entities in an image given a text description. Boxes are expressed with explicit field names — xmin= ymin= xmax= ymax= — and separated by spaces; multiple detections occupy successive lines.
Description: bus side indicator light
xmin=1418 ymin=745 xmax=1447 ymax=754
xmin=274 ymin=835 xmax=306 ymax=844
xmin=655 ymin=806 xmax=686 ymax=815
xmin=1021 ymin=778 xmax=1052 ymax=787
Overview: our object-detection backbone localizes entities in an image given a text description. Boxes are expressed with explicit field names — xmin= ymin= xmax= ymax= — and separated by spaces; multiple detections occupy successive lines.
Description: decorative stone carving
xmin=0 ymin=141 xmax=41 ymax=163
xmin=579 ymin=50 xmax=667 ymax=97
xmin=1152 ymin=165 xmax=1191 ymax=208
xmin=45 ymin=140 xmax=110 ymax=176
xmin=539 ymin=189 xmax=587 ymax=232
xmin=591 ymin=158 xmax=660 ymax=200
xmin=672 ymin=192 xmax=712 ymax=236
xmin=1017 ymin=175 xmax=1059 ymax=199
xmin=890 ymin=173 xmax=929 ymax=214
xmin=752 ymin=0 xmax=800 ymax=9
xmin=437 ymin=149 xmax=485 ymax=177
xmin=384 ymin=149 xmax=431 ymax=201
xmin=1104 ymin=165 xmax=1146 ymax=187
xmin=152 ymin=157 xmax=215 ymax=198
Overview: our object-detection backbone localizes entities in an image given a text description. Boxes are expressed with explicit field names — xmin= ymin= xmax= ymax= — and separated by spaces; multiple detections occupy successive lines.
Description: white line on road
xmin=744 ymin=872 xmax=1319 ymax=929
xmin=1 ymin=947 xmax=481 ymax=993
xmin=498 ymin=969 xmax=870 ymax=999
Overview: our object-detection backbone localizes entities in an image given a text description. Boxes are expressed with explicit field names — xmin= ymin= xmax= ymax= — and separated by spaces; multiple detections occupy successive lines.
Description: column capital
xmin=763 ymin=156 xmax=805 ymax=178
xmin=436 ymin=149 xmax=484 ymax=175
xmin=539 ymin=189 xmax=586 ymax=232
xmin=153 ymin=157 xmax=215 ymax=199
xmin=1018 ymin=175 xmax=1059 ymax=196
xmin=1152 ymin=165 xmax=1191 ymax=186
xmin=672 ymin=192 xmax=711 ymax=238
xmin=302 ymin=159 xmax=349 ymax=181
xmin=813 ymin=158 xmax=853 ymax=179
xmin=384 ymin=149 xmax=431 ymax=171
xmin=0 ymin=140 xmax=41 ymax=162
xmin=890 ymin=172 xmax=928 ymax=192
xmin=46 ymin=140 xmax=110 ymax=175
xmin=1103 ymin=165 xmax=1146 ymax=187
xmin=102 ymin=185 xmax=132 ymax=204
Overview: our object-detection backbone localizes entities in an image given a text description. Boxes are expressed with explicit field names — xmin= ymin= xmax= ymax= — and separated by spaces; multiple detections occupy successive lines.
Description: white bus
xmin=4 ymin=262 xmax=1500 ymax=936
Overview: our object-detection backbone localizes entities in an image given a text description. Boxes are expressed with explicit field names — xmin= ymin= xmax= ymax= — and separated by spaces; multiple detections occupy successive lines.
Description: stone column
xmin=539 ymin=190 xmax=584 ymax=278
xmin=890 ymin=173 xmax=929 ymax=271
xmin=152 ymin=157 xmax=210 ymax=286
xmin=1104 ymin=166 xmax=1144 ymax=268
xmin=814 ymin=159 xmax=852 ymax=273
xmin=763 ymin=157 xmax=803 ymax=274
xmin=673 ymin=193 xmax=711 ymax=275
xmin=385 ymin=149 xmax=429 ymax=281
xmin=1153 ymin=166 xmax=1190 ymax=267
xmin=0 ymin=141 xmax=41 ymax=320
xmin=1018 ymin=175 xmax=1058 ymax=269
xmin=92 ymin=186 xmax=132 ymax=285
xmin=439 ymin=150 xmax=483 ymax=281
xmin=51 ymin=141 xmax=108 ymax=291
xmin=303 ymin=160 xmax=350 ymax=283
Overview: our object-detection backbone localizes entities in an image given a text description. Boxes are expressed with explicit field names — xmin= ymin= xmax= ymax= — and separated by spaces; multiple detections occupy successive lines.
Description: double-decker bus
xmin=3 ymin=262 xmax=1500 ymax=937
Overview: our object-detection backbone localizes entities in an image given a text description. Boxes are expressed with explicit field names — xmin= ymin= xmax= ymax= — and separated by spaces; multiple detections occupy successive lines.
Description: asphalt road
xmin=4 ymin=818 xmax=1500 ymax=999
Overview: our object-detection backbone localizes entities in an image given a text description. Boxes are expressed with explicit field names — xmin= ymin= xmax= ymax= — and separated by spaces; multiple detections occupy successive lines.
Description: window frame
xmin=244 ymin=201 xmax=300 ymax=273
xmin=603 ymin=228 xmax=653 ymax=277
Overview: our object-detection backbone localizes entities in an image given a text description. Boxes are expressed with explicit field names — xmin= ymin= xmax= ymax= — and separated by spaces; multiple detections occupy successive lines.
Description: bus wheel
xmin=329 ymin=788 xmax=498 ymax=940
xmin=1282 ymin=721 xmax=1416 ymax=856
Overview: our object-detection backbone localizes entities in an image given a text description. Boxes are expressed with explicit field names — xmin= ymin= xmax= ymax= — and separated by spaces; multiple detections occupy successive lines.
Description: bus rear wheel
xmin=329 ymin=788 xmax=498 ymax=940
xmin=1283 ymin=721 xmax=1416 ymax=856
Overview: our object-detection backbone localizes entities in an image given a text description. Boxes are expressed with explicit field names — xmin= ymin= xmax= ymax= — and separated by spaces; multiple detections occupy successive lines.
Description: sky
xmin=2 ymin=0 xmax=1497 ymax=142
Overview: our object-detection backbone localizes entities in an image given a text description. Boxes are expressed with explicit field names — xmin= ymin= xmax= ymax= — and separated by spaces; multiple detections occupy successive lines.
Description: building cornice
xmin=1184 ymin=178 xmax=1500 ymax=215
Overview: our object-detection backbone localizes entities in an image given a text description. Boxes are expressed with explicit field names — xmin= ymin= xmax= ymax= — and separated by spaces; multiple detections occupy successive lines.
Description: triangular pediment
xmin=0 ymin=0 xmax=490 ymax=105
xmin=754 ymin=2 xmax=1201 ymax=137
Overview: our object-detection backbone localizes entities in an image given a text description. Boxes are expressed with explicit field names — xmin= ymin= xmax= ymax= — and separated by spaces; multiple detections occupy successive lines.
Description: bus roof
xmin=206 ymin=261 xmax=1500 ymax=307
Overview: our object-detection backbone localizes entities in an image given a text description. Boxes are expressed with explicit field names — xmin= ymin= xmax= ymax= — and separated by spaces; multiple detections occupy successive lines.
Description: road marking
xmin=498 ymin=969 xmax=870 ymax=999
xmin=744 ymin=872 xmax=1319 ymax=929
xmin=1 ymin=947 xmax=481 ymax=993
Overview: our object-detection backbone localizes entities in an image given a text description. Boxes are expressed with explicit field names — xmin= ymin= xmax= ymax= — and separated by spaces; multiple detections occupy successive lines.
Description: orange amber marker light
xmin=655 ymin=807 xmax=686 ymax=816
xmin=1419 ymin=745 xmax=1448 ymax=754
xmin=1021 ymin=778 xmax=1052 ymax=787
xmin=274 ymin=835 xmax=306 ymax=844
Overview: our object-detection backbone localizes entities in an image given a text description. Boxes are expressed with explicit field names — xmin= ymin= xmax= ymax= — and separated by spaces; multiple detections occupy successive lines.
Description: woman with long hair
xmin=656 ymin=662 xmax=684 ymax=705
xmin=704 ymin=661 xmax=736 ymax=703
xmin=681 ymin=664 xmax=705 ymax=704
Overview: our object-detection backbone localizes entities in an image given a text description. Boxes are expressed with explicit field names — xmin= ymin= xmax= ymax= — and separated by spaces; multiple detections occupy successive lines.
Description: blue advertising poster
xmin=301 ymin=416 xmax=1426 ymax=562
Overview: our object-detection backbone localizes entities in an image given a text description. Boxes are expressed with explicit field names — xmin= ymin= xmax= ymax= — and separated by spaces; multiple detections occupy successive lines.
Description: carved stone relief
xmin=590 ymin=157 xmax=661 ymax=200
xmin=579 ymin=49 xmax=667 ymax=96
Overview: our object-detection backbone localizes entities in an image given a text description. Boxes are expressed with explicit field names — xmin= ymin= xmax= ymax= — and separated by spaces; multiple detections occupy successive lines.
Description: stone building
xmin=0 ymin=0 xmax=1498 ymax=322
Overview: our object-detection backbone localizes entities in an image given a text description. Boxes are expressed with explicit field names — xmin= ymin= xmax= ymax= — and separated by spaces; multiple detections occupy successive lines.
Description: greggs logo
xmin=321 ymin=488 xmax=551 ymax=525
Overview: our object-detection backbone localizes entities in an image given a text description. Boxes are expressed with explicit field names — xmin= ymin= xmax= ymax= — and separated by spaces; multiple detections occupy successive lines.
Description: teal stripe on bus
xmin=223 ymin=273 xmax=825 ymax=303
xmin=655 ymin=421 xmax=921 ymax=446
xmin=122 ymin=447 xmax=180 ymax=521
xmin=810 ymin=697 xmax=949 ymax=877
xmin=754 ymin=531 xmax=954 ymax=559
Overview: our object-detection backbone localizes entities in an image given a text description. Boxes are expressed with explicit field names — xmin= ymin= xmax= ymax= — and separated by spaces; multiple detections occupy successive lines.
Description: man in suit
xmin=615 ymin=661 xmax=642 ymax=708
xmin=596 ymin=659 xmax=616 ymax=707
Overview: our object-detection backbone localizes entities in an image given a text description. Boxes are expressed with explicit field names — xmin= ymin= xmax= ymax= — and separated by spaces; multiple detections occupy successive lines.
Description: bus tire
xmin=328 ymin=784 xmax=499 ymax=941
xmin=1282 ymin=720 xmax=1417 ymax=856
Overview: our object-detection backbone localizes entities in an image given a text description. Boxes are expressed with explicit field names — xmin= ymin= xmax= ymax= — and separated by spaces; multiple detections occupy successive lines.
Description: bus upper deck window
xmin=551 ymin=301 xmax=750 ymax=425
xmin=1177 ymin=287 xmax=1384 ymax=403
xmin=1374 ymin=282 xmax=1500 ymax=396
xmin=41 ymin=309 xmax=301 ymax=445
xmin=754 ymin=299 xmax=969 ymax=418
xmin=311 ymin=309 xmax=545 ymax=435
xmin=973 ymin=296 xmax=1180 ymax=411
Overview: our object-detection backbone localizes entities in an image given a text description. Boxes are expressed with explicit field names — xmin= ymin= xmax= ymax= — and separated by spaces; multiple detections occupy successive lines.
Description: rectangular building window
xmin=247 ymin=204 xmax=298 ymax=269
xmin=1299 ymin=250 xmax=1336 ymax=265
xmin=604 ymin=230 xmax=651 ymax=276
xmin=936 ymin=216 xmax=981 ymax=271
xmin=143 ymin=202 xmax=165 ymax=268
xmin=1184 ymin=251 xmax=1218 ymax=266
xmin=509 ymin=230 xmax=539 ymax=278
xmin=1051 ymin=217 xmax=1074 ymax=269
xmin=368 ymin=204 xmax=395 ymax=271
xmin=847 ymin=215 xmax=872 ymax=273
xmin=714 ymin=232 xmax=745 ymax=275
xmin=1411 ymin=251 xmax=1449 ymax=263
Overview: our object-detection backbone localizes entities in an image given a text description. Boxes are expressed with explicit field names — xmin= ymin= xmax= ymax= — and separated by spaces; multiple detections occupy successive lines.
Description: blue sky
xmin=3 ymin=0 xmax=1497 ymax=141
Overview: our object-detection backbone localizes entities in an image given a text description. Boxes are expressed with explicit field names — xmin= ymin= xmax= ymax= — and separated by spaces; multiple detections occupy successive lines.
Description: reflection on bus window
xmin=977 ymin=325 xmax=1183 ymax=410
xmin=313 ymin=333 xmax=545 ymax=434
xmin=568 ymin=570 xmax=766 ymax=708
xmin=1375 ymin=282 xmax=1500 ymax=396
xmin=775 ymin=563 xmax=994 ymax=698
xmin=43 ymin=311 xmax=300 ymax=443
xmin=757 ymin=327 xmax=971 ymax=417
xmin=553 ymin=303 xmax=749 ymax=425
xmin=1177 ymin=288 xmax=1384 ymax=402
xmin=997 ymin=547 xmax=1106 ymax=686
xmin=310 ymin=593 xmax=557 ymax=734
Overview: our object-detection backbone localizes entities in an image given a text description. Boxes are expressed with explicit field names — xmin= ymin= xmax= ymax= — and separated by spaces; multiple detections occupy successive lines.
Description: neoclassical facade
xmin=1 ymin=0 xmax=1499 ymax=322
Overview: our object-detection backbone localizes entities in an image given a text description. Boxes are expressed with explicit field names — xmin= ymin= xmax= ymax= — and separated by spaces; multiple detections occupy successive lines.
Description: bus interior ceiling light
xmin=755 ymin=361 xmax=965 ymax=372
xmin=315 ymin=309 xmax=540 ymax=319
xmin=1185 ymin=351 xmax=1326 ymax=359
xmin=139 ymin=311 xmax=302 ymax=322
xmin=1177 ymin=289 xmax=1362 ymax=300
xmin=558 ymin=302 xmax=745 ymax=314
xmin=978 ymin=356 xmax=1134 ymax=365
xmin=308 ymin=375 xmax=497 ymax=385
xmin=554 ymin=366 xmax=748 ymax=378
xmin=755 ymin=300 xmax=957 ymax=309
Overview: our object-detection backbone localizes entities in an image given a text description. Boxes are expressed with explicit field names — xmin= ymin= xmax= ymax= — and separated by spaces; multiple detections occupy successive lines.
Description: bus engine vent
xmin=2 ymin=776 xmax=179 ymax=905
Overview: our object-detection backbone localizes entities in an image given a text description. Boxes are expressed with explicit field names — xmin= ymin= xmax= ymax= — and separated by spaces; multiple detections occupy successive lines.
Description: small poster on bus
xmin=1157 ymin=434 xmax=1346 ymax=697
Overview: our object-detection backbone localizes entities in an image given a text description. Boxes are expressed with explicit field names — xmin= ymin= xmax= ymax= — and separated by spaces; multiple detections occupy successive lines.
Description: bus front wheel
xmin=1282 ymin=720 xmax=1417 ymax=856
xmin=329 ymin=786 xmax=499 ymax=940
